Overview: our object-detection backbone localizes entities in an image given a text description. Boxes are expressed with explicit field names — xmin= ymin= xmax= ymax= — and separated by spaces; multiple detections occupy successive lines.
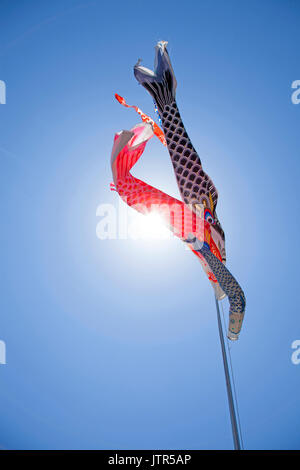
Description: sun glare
xmin=129 ymin=211 xmax=171 ymax=240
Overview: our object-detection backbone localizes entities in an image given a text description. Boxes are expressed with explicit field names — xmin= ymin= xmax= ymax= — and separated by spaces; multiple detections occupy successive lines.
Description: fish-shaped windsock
xmin=133 ymin=41 xmax=246 ymax=340
xmin=111 ymin=42 xmax=246 ymax=340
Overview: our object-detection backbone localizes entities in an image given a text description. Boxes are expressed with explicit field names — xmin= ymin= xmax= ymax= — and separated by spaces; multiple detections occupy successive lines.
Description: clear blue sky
xmin=0 ymin=0 xmax=299 ymax=450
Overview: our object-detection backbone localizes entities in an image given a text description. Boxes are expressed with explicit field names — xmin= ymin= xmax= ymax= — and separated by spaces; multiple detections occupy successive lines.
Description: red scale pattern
xmin=111 ymin=131 xmax=223 ymax=274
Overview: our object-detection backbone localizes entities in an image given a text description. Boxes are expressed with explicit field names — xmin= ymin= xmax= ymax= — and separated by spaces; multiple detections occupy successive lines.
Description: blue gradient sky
xmin=0 ymin=0 xmax=299 ymax=450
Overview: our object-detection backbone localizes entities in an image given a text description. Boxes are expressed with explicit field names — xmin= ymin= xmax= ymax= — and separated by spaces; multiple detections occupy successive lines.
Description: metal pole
xmin=215 ymin=295 xmax=241 ymax=450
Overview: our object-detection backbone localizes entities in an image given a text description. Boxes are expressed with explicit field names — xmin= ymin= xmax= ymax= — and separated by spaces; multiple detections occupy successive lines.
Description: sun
xmin=129 ymin=211 xmax=171 ymax=240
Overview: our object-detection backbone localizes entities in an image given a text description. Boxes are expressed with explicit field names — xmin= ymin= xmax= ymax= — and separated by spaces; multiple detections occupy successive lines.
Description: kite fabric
xmin=110 ymin=41 xmax=246 ymax=340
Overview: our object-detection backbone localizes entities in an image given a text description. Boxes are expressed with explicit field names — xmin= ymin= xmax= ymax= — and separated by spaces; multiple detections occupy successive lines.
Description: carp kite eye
xmin=204 ymin=209 xmax=215 ymax=225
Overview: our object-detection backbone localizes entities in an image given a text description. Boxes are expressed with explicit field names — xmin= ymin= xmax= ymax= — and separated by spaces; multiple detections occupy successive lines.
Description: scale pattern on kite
xmin=197 ymin=245 xmax=245 ymax=340
xmin=161 ymin=103 xmax=217 ymax=208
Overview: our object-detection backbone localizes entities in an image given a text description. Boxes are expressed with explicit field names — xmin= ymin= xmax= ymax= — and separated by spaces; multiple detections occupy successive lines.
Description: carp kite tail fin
xmin=134 ymin=41 xmax=177 ymax=116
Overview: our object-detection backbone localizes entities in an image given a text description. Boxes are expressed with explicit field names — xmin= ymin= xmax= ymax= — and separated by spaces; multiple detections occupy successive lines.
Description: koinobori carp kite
xmin=110 ymin=41 xmax=246 ymax=340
